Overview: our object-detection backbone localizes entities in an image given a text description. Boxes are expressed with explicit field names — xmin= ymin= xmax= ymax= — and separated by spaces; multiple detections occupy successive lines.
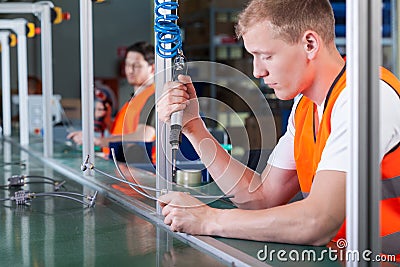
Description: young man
xmin=68 ymin=41 xmax=156 ymax=148
xmin=157 ymin=0 xmax=400 ymax=259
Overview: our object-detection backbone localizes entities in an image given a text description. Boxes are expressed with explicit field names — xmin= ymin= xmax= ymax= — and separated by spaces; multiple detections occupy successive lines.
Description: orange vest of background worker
xmin=103 ymin=83 xmax=156 ymax=163
xmin=110 ymin=83 xmax=155 ymax=135
xmin=67 ymin=41 xmax=156 ymax=164
xmin=294 ymin=67 xmax=400 ymax=260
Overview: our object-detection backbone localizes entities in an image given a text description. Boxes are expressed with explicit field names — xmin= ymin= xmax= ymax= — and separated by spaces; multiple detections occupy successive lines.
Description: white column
xmin=347 ymin=0 xmax=381 ymax=266
xmin=0 ymin=31 xmax=12 ymax=137
xmin=80 ymin=0 xmax=95 ymax=175
xmin=0 ymin=2 xmax=57 ymax=156
xmin=0 ymin=20 xmax=30 ymax=145
xmin=17 ymin=23 xmax=29 ymax=145
xmin=155 ymin=0 xmax=173 ymax=215
xmin=38 ymin=3 xmax=54 ymax=157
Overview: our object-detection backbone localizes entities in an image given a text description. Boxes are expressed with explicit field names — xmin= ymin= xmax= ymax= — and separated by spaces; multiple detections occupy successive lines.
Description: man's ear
xmin=302 ymin=31 xmax=320 ymax=60
xmin=150 ymin=64 xmax=155 ymax=74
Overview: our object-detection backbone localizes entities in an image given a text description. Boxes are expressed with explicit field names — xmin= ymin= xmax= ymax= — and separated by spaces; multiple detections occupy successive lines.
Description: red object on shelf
xmin=214 ymin=34 xmax=238 ymax=45
xmin=117 ymin=46 xmax=127 ymax=58
xmin=63 ymin=12 xmax=71 ymax=21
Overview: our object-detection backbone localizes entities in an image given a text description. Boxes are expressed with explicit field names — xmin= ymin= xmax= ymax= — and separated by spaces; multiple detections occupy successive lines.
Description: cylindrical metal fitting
xmin=176 ymin=169 xmax=202 ymax=187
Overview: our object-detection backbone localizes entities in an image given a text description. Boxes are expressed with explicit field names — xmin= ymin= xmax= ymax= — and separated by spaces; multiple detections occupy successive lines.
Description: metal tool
xmin=170 ymin=50 xmax=187 ymax=181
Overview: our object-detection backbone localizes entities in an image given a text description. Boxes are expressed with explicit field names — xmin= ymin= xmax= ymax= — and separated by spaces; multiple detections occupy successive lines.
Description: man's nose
xmin=253 ymin=59 xmax=269 ymax=78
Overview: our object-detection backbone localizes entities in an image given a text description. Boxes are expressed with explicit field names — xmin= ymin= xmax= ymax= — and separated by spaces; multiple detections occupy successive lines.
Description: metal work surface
xmin=0 ymin=139 xmax=228 ymax=267
xmin=0 ymin=136 xmax=367 ymax=266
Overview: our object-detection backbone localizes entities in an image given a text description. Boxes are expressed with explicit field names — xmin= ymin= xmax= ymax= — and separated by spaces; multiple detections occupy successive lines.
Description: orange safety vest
xmin=110 ymin=84 xmax=155 ymax=135
xmin=103 ymin=84 xmax=156 ymax=163
xmin=294 ymin=67 xmax=400 ymax=259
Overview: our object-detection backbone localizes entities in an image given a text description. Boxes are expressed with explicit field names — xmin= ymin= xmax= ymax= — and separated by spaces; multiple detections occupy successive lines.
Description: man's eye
xmin=127 ymin=64 xmax=144 ymax=69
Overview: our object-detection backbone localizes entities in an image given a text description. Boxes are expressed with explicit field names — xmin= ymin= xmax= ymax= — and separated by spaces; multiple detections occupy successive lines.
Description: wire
xmin=23 ymin=175 xmax=58 ymax=183
xmin=0 ymin=175 xmax=66 ymax=191
xmin=81 ymin=152 xmax=234 ymax=202
xmin=0 ymin=190 xmax=97 ymax=207
xmin=154 ymin=0 xmax=182 ymax=58
xmin=33 ymin=193 xmax=88 ymax=206
xmin=89 ymin=163 xmax=159 ymax=201
xmin=111 ymin=149 xmax=234 ymax=200
xmin=24 ymin=181 xmax=60 ymax=187
xmin=32 ymin=193 xmax=90 ymax=207
xmin=0 ymin=161 xmax=26 ymax=168
xmin=110 ymin=149 xmax=158 ymax=192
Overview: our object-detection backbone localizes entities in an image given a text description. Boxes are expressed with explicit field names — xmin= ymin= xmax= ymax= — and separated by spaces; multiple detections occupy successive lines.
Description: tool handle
xmin=169 ymin=52 xmax=187 ymax=148
xmin=170 ymin=110 xmax=183 ymax=127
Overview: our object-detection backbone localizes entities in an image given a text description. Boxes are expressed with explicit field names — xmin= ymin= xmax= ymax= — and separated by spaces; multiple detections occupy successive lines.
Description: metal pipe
xmin=0 ymin=19 xmax=29 ymax=146
xmin=347 ymin=0 xmax=381 ymax=266
xmin=0 ymin=2 xmax=56 ymax=157
xmin=16 ymin=22 xmax=29 ymax=146
xmin=0 ymin=31 xmax=12 ymax=137
xmin=154 ymin=0 xmax=173 ymax=215
xmin=38 ymin=2 xmax=54 ymax=158
xmin=79 ymin=0 xmax=95 ymax=176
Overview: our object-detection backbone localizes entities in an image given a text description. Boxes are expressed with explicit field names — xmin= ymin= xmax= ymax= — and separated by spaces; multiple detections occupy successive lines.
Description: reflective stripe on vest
xmin=301 ymin=192 xmax=309 ymax=198
xmin=383 ymin=231 xmax=400 ymax=255
xmin=309 ymin=175 xmax=400 ymax=201
xmin=296 ymin=189 xmax=400 ymax=200
xmin=294 ymin=66 xmax=400 ymax=259
xmin=382 ymin=175 xmax=400 ymax=200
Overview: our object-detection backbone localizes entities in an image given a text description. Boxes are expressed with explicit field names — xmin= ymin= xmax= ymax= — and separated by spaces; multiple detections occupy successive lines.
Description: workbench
xmin=0 ymin=136 xmax=347 ymax=266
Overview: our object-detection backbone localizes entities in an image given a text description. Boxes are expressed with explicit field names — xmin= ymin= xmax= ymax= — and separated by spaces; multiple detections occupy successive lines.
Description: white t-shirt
xmin=267 ymin=80 xmax=400 ymax=173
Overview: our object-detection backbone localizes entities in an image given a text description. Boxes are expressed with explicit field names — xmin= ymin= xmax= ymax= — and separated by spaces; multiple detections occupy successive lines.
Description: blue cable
xmin=154 ymin=0 xmax=182 ymax=58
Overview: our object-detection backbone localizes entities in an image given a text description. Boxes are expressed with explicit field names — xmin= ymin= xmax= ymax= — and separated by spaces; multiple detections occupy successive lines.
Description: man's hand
xmin=93 ymin=137 xmax=107 ymax=147
xmin=158 ymin=191 xmax=216 ymax=235
xmin=67 ymin=131 xmax=83 ymax=145
xmin=67 ymin=131 xmax=108 ymax=148
xmin=157 ymin=75 xmax=201 ymax=135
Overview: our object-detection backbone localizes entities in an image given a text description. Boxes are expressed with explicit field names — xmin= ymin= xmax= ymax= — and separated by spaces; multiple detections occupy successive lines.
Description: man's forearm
xmin=207 ymin=171 xmax=346 ymax=245
xmin=123 ymin=124 xmax=155 ymax=142
xmin=100 ymin=124 xmax=155 ymax=147
xmin=97 ymin=134 xmax=122 ymax=147
xmin=184 ymin=118 xmax=265 ymax=207
xmin=208 ymin=199 xmax=338 ymax=246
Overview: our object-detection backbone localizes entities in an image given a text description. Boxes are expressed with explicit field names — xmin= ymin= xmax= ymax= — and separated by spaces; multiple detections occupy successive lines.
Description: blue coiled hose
xmin=154 ymin=0 xmax=182 ymax=58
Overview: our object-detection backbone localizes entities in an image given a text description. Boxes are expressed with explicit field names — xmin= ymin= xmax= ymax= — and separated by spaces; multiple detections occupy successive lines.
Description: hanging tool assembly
xmin=154 ymin=0 xmax=187 ymax=179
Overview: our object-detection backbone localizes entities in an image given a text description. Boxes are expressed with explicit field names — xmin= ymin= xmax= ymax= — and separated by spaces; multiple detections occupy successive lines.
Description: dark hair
xmin=125 ymin=41 xmax=155 ymax=65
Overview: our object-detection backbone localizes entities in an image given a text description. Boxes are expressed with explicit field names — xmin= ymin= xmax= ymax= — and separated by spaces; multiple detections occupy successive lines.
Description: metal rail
xmin=347 ymin=1 xmax=382 ymax=266
xmin=79 ymin=0 xmax=95 ymax=176
xmin=0 ymin=2 xmax=56 ymax=157
xmin=0 ymin=31 xmax=12 ymax=137
xmin=0 ymin=19 xmax=29 ymax=146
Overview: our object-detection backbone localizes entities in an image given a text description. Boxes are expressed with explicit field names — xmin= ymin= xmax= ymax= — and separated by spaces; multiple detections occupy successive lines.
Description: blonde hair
xmin=236 ymin=0 xmax=335 ymax=45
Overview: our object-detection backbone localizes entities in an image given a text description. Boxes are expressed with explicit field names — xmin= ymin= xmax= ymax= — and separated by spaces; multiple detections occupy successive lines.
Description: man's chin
xmin=273 ymin=91 xmax=294 ymax=101
xmin=127 ymin=78 xmax=137 ymax=85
